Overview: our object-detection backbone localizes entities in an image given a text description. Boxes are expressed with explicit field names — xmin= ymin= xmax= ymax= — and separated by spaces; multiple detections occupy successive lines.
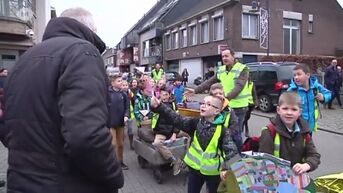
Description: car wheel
xmin=259 ymin=95 xmax=272 ymax=112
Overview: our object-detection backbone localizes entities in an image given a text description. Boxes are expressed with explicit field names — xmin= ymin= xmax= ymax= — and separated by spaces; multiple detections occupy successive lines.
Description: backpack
xmin=242 ymin=122 xmax=312 ymax=153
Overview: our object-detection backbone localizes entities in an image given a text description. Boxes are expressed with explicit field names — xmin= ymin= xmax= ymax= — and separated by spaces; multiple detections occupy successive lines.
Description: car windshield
xmin=278 ymin=65 xmax=295 ymax=81
xmin=166 ymin=73 xmax=174 ymax=79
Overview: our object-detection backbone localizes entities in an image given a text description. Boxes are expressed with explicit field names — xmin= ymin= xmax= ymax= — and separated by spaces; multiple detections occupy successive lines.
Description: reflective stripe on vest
xmin=183 ymin=125 xmax=224 ymax=176
xmin=313 ymin=101 xmax=319 ymax=132
xmin=151 ymin=102 xmax=177 ymax=129
xmin=152 ymin=69 xmax=164 ymax=81
xmin=274 ymin=132 xmax=281 ymax=157
xmin=130 ymin=103 xmax=134 ymax=120
xmin=247 ymin=81 xmax=254 ymax=105
xmin=217 ymin=63 xmax=249 ymax=108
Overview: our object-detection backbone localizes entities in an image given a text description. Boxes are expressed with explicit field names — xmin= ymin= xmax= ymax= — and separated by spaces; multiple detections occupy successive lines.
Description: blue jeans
xmin=187 ymin=168 xmax=220 ymax=193
xmin=232 ymin=107 xmax=248 ymax=153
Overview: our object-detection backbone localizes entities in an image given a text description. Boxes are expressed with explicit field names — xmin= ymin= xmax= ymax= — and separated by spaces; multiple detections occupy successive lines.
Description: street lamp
xmin=250 ymin=0 xmax=270 ymax=57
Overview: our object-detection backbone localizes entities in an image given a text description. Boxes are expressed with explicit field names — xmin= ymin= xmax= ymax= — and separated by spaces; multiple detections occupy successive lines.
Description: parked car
xmin=165 ymin=71 xmax=179 ymax=83
xmin=246 ymin=62 xmax=298 ymax=112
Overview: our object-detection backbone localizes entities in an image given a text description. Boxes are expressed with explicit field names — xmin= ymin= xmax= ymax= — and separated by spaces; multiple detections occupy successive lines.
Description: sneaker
xmin=172 ymin=159 xmax=183 ymax=176
xmin=328 ymin=107 xmax=335 ymax=110
xmin=121 ymin=162 xmax=129 ymax=170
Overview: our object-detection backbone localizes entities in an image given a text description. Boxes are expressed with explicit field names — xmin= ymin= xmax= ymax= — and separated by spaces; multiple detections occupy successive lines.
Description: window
xmin=172 ymin=31 xmax=179 ymax=49
xmin=283 ymin=19 xmax=300 ymax=54
xmin=1 ymin=54 xmax=16 ymax=60
xmin=189 ymin=25 xmax=197 ymax=45
xmin=213 ymin=16 xmax=224 ymax=41
xmin=143 ymin=40 xmax=150 ymax=57
xmin=200 ymin=21 xmax=209 ymax=43
xmin=0 ymin=0 xmax=34 ymax=25
xmin=308 ymin=14 xmax=314 ymax=33
xmin=180 ymin=28 xmax=187 ymax=47
xmin=242 ymin=14 xmax=258 ymax=39
xmin=308 ymin=22 xmax=313 ymax=33
xmin=165 ymin=34 xmax=171 ymax=50
xmin=259 ymin=71 xmax=277 ymax=81
xmin=249 ymin=70 xmax=258 ymax=81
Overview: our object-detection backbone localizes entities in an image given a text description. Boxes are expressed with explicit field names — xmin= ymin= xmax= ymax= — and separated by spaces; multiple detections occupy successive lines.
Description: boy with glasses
xmin=151 ymin=95 xmax=238 ymax=193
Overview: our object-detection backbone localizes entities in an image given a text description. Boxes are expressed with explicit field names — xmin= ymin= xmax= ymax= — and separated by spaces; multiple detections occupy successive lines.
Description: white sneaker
xmin=172 ymin=159 xmax=183 ymax=176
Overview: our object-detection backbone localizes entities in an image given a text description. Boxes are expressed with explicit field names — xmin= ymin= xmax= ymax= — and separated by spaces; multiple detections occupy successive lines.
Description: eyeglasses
xmin=199 ymin=101 xmax=220 ymax=109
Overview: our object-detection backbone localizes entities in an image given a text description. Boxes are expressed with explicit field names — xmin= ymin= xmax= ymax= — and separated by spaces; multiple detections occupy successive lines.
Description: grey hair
xmin=60 ymin=7 xmax=97 ymax=32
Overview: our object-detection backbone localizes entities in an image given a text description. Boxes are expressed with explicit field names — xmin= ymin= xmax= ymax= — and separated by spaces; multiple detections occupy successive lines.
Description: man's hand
xmin=315 ymin=93 xmax=324 ymax=102
xmin=124 ymin=116 xmax=129 ymax=123
xmin=150 ymin=96 xmax=161 ymax=108
xmin=292 ymin=163 xmax=311 ymax=175
xmin=184 ymin=88 xmax=195 ymax=97
xmin=220 ymin=170 xmax=228 ymax=181
xmin=143 ymin=116 xmax=149 ymax=121
xmin=170 ymin=133 xmax=177 ymax=142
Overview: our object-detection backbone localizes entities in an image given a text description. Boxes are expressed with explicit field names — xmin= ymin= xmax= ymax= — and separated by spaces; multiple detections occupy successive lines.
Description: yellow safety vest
xmin=247 ymin=81 xmax=254 ymax=105
xmin=313 ymin=101 xmax=319 ymax=132
xmin=129 ymin=91 xmax=135 ymax=119
xmin=152 ymin=69 xmax=164 ymax=81
xmin=217 ymin=63 xmax=249 ymax=108
xmin=151 ymin=102 xmax=177 ymax=129
xmin=262 ymin=126 xmax=308 ymax=158
xmin=183 ymin=114 xmax=230 ymax=176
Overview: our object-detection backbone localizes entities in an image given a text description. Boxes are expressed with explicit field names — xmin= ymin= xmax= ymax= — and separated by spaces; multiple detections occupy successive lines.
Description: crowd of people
xmin=0 ymin=6 xmax=342 ymax=193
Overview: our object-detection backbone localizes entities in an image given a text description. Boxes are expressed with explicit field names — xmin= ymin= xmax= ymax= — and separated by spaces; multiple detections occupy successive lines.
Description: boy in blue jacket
xmin=288 ymin=63 xmax=331 ymax=133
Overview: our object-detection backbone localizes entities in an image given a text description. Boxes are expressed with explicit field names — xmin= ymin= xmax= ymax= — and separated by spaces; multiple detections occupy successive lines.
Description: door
xmin=180 ymin=58 xmax=202 ymax=85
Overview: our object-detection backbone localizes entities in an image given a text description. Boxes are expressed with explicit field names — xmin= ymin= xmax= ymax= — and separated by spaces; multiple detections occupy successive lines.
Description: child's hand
xmin=292 ymin=163 xmax=311 ymax=175
xmin=170 ymin=133 xmax=177 ymax=142
xmin=185 ymin=88 xmax=195 ymax=97
xmin=150 ymin=96 xmax=160 ymax=108
xmin=124 ymin=116 xmax=129 ymax=123
xmin=315 ymin=93 xmax=324 ymax=102
xmin=220 ymin=170 xmax=228 ymax=181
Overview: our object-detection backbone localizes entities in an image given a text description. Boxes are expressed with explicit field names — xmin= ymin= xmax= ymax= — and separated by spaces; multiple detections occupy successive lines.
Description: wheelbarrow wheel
xmin=153 ymin=168 xmax=163 ymax=184
xmin=137 ymin=156 xmax=148 ymax=169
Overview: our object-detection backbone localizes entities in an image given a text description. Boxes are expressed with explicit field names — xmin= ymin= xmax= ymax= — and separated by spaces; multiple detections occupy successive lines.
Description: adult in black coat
xmin=325 ymin=59 xmax=340 ymax=109
xmin=1 ymin=8 xmax=123 ymax=193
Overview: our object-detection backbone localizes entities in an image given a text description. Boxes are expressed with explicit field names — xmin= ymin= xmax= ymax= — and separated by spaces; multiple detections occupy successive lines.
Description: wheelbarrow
xmin=134 ymin=134 xmax=188 ymax=184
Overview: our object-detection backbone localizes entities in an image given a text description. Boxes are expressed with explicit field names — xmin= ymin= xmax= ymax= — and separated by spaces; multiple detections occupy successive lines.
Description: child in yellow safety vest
xmin=259 ymin=92 xmax=320 ymax=177
xmin=151 ymin=95 xmax=238 ymax=193
xmin=122 ymin=80 xmax=136 ymax=150
xmin=209 ymin=83 xmax=242 ymax=153
xmin=151 ymin=88 xmax=183 ymax=175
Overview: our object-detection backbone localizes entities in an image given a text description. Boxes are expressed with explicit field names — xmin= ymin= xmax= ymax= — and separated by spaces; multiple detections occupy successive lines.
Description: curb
xmin=251 ymin=112 xmax=343 ymax=136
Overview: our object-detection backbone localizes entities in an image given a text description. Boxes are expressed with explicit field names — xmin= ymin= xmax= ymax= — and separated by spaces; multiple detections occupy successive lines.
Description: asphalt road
xmin=0 ymin=113 xmax=342 ymax=192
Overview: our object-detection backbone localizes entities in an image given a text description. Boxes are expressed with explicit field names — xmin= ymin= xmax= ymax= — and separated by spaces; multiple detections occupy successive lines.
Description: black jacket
xmin=152 ymin=104 xmax=238 ymax=166
xmin=153 ymin=102 xmax=179 ymax=138
xmin=108 ymin=87 xmax=129 ymax=128
xmin=2 ymin=17 xmax=123 ymax=193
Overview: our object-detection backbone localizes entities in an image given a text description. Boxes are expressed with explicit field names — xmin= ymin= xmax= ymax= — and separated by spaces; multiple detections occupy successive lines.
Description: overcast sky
xmin=51 ymin=0 xmax=158 ymax=47
xmin=51 ymin=0 xmax=343 ymax=48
